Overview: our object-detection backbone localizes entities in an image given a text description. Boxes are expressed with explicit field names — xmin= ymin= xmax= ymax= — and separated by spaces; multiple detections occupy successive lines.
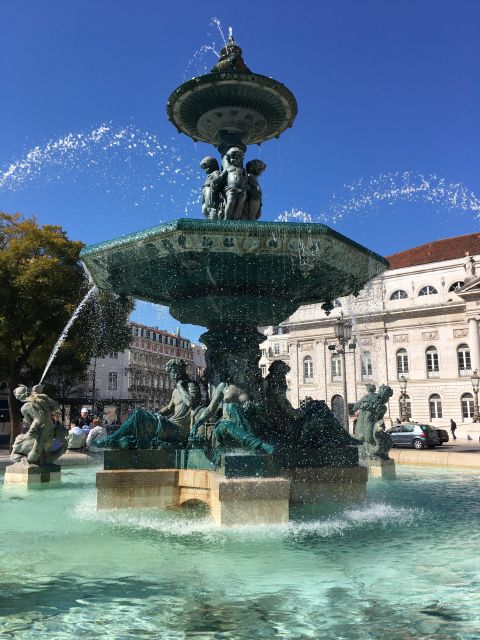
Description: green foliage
xmin=0 ymin=212 xmax=133 ymax=439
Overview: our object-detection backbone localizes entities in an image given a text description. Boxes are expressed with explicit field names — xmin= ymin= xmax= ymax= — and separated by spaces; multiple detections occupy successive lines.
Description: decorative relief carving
xmin=300 ymin=344 xmax=313 ymax=351
xmin=453 ymin=328 xmax=469 ymax=338
xmin=393 ymin=334 xmax=408 ymax=343
xmin=422 ymin=331 xmax=439 ymax=341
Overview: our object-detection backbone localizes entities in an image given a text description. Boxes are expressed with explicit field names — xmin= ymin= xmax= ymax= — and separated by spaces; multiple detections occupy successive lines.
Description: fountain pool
xmin=1 ymin=464 xmax=479 ymax=639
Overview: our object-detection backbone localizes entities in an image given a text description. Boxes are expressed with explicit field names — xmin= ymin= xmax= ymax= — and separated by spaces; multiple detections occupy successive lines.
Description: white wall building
xmin=260 ymin=232 xmax=480 ymax=436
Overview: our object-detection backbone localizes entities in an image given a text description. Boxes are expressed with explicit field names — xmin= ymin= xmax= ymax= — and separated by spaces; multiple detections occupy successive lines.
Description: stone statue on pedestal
xmin=11 ymin=384 xmax=67 ymax=466
xmin=353 ymin=384 xmax=394 ymax=460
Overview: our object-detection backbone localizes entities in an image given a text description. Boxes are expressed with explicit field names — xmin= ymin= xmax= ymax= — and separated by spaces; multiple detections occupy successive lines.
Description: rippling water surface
xmin=1 ymin=465 xmax=479 ymax=639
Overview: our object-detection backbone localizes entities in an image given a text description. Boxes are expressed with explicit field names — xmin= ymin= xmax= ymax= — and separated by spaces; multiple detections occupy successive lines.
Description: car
xmin=434 ymin=428 xmax=449 ymax=444
xmin=387 ymin=423 xmax=440 ymax=449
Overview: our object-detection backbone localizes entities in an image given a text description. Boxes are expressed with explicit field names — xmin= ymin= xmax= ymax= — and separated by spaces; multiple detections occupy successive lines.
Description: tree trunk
xmin=7 ymin=382 xmax=22 ymax=449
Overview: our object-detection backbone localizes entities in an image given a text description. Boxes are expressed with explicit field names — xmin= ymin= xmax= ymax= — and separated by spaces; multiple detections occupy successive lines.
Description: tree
xmin=0 ymin=213 xmax=132 ymax=445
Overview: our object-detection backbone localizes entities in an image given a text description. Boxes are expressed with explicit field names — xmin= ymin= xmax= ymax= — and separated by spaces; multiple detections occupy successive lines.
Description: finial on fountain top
xmin=211 ymin=32 xmax=252 ymax=74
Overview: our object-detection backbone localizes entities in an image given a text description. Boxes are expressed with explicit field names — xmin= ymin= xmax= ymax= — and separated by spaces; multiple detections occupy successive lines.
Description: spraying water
xmin=40 ymin=285 xmax=97 ymax=383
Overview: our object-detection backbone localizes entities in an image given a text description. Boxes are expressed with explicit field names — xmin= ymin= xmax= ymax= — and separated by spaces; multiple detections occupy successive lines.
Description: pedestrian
xmin=67 ymin=419 xmax=87 ymax=451
xmin=78 ymin=407 xmax=92 ymax=430
xmin=352 ymin=417 xmax=357 ymax=434
xmin=395 ymin=417 xmax=401 ymax=425
xmin=450 ymin=418 xmax=457 ymax=441
xmin=86 ymin=418 xmax=108 ymax=453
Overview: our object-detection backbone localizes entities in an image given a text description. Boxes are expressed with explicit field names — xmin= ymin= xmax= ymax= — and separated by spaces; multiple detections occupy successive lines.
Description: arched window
xmin=418 ymin=285 xmax=438 ymax=296
xmin=396 ymin=349 xmax=409 ymax=375
xmin=449 ymin=281 xmax=464 ymax=292
xmin=457 ymin=344 xmax=471 ymax=376
xmin=426 ymin=346 xmax=439 ymax=377
xmin=398 ymin=394 xmax=412 ymax=420
xmin=429 ymin=394 xmax=443 ymax=419
xmin=461 ymin=393 xmax=474 ymax=419
xmin=303 ymin=356 xmax=314 ymax=383
xmin=331 ymin=354 xmax=342 ymax=381
xmin=390 ymin=290 xmax=408 ymax=300
xmin=361 ymin=351 xmax=373 ymax=379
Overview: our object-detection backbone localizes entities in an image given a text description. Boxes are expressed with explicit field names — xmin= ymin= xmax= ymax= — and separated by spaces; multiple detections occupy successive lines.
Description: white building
xmin=73 ymin=322 xmax=197 ymax=421
xmin=260 ymin=232 xmax=480 ymax=436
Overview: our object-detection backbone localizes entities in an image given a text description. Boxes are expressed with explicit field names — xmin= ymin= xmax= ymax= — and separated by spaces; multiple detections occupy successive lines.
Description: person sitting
xmin=78 ymin=407 xmax=93 ymax=432
xmin=86 ymin=418 xmax=108 ymax=453
xmin=67 ymin=419 xmax=87 ymax=451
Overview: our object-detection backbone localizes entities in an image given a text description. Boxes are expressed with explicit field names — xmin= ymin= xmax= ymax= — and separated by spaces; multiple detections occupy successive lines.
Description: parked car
xmin=386 ymin=423 xmax=440 ymax=449
xmin=434 ymin=428 xmax=449 ymax=445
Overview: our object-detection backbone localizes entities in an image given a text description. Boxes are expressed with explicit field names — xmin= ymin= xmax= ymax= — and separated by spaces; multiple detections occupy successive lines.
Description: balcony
xmin=459 ymin=369 xmax=472 ymax=377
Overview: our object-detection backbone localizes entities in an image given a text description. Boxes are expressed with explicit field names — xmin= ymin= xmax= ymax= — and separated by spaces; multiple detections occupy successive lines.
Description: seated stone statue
xmin=262 ymin=361 xmax=351 ymax=449
xmin=96 ymin=360 xmax=201 ymax=450
xmin=353 ymin=384 xmax=394 ymax=460
xmin=190 ymin=354 xmax=273 ymax=463
xmin=11 ymin=384 xmax=65 ymax=466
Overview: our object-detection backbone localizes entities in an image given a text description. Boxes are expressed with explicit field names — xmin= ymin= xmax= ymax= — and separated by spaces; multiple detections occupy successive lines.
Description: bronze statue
xmin=353 ymin=384 xmax=394 ymax=460
xmin=213 ymin=147 xmax=248 ymax=220
xmin=200 ymin=156 xmax=223 ymax=219
xmin=96 ymin=359 xmax=202 ymax=450
xmin=245 ymin=159 xmax=266 ymax=220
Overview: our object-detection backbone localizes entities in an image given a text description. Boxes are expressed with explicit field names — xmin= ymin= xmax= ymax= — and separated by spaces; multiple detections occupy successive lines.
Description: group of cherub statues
xmin=10 ymin=357 xmax=393 ymax=468
xmin=200 ymin=147 xmax=266 ymax=221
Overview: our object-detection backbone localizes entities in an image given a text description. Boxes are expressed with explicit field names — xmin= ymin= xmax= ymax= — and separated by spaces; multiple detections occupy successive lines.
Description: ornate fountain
xmin=80 ymin=36 xmax=390 ymax=525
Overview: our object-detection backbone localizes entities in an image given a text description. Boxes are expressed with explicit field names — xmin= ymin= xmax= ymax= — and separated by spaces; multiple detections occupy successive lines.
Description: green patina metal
xmin=81 ymin=218 xmax=388 ymax=326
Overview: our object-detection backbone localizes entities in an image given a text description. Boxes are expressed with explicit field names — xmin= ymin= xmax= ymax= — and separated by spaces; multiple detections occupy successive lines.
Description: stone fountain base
xmin=4 ymin=459 xmax=62 ymax=485
xmin=96 ymin=450 xmax=368 ymax=526
xmin=359 ymin=457 xmax=397 ymax=479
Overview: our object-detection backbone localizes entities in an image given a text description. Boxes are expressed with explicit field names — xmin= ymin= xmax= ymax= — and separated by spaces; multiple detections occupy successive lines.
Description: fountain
xmin=80 ymin=35 xmax=390 ymax=525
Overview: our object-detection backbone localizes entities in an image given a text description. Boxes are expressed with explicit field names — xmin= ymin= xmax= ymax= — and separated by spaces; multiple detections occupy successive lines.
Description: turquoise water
xmin=1 ymin=465 xmax=479 ymax=639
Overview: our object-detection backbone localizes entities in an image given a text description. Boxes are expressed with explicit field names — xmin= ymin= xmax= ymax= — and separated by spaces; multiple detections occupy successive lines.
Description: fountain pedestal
xmin=359 ymin=458 xmax=397 ymax=479
xmin=4 ymin=459 xmax=61 ymax=485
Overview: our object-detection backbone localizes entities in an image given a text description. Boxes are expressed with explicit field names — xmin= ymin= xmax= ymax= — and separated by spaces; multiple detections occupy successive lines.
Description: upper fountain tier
xmin=167 ymin=35 xmax=298 ymax=152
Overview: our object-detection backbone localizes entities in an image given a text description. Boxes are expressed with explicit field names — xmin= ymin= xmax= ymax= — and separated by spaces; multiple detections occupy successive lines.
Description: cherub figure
xmin=200 ymin=156 xmax=223 ymax=219
xmin=244 ymin=159 xmax=267 ymax=220
xmin=213 ymin=147 xmax=248 ymax=220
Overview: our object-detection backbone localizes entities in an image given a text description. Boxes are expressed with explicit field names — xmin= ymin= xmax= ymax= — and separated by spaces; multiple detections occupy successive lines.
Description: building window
xmin=399 ymin=394 xmax=412 ymax=420
xmin=108 ymin=372 xmax=118 ymax=391
xmin=361 ymin=351 xmax=372 ymax=379
xmin=426 ymin=346 xmax=439 ymax=377
xmin=331 ymin=354 xmax=342 ymax=382
xmin=390 ymin=289 xmax=408 ymax=300
xmin=429 ymin=394 xmax=443 ymax=419
xmin=260 ymin=365 xmax=267 ymax=377
xmin=461 ymin=393 xmax=474 ymax=419
xmin=273 ymin=342 xmax=280 ymax=356
xmin=418 ymin=285 xmax=438 ymax=296
xmin=396 ymin=348 xmax=409 ymax=375
xmin=303 ymin=356 xmax=314 ymax=383
xmin=457 ymin=344 xmax=471 ymax=377
xmin=449 ymin=281 xmax=464 ymax=292
xmin=333 ymin=299 xmax=342 ymax=308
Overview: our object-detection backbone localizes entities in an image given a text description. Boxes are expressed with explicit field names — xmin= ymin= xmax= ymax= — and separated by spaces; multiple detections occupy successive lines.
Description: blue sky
xmin=1 ymin=1 xmax=479 ymax=341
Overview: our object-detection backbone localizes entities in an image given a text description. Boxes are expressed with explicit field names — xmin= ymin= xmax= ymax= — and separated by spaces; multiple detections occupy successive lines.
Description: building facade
xmin=260 ymin=233 xmax=480 ymax=436
xmin=72 ymin=322 xmax=198 ymax=421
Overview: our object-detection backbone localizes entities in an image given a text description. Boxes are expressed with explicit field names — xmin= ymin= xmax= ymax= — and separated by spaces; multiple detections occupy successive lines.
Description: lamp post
xmin=472 ymin=369 xmax=480 ymax=423
xmin=332 ymin=315 xmax=353 ymax=431
xmin=399 ymin=375 xmax=409 ymax=422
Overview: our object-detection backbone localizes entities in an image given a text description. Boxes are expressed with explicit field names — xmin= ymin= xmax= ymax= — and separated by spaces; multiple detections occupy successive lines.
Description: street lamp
xmin=472 ymin=369 xmax=480 ymax=423
xmin=399 ymin=375 xmax=409 ymax=422
xmin=332 ymin=314 xmax=353 ymax=431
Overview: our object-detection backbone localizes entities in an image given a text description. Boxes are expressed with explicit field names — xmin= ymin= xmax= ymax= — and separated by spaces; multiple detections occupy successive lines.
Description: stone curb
xmin=390 ymin=449 xmax=480 ymax=469
xmin=0 ymin=452 xmax=102 ymax=470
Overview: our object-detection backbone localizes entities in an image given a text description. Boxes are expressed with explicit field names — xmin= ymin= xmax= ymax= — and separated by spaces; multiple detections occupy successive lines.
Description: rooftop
xmin=386 ymin=232 xmax=480 ymax=269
